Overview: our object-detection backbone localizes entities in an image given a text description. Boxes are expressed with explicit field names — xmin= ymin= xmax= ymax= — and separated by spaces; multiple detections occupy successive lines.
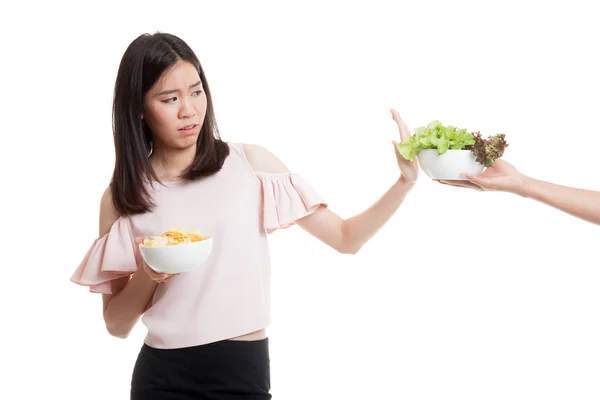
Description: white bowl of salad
xmin=397 ymin=120 xmax=509 ymax=181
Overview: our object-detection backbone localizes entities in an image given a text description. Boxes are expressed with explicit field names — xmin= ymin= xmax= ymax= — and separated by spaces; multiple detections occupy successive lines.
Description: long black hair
xmin=110 ymin=32 xmax=229 ymax=215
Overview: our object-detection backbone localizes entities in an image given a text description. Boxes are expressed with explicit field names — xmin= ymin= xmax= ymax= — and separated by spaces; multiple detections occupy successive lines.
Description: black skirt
xmin=131 ymin=338 xmax=271 ymax=400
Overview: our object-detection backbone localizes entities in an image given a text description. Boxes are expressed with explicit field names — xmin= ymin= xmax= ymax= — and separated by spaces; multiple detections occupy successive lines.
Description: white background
xmin=2 ymin=1 xmax=599 ymax=399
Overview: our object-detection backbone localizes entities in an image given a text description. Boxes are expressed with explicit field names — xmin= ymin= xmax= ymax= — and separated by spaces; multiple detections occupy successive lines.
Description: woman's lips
xmin=178 ymin=124 xmax=199 ymax=135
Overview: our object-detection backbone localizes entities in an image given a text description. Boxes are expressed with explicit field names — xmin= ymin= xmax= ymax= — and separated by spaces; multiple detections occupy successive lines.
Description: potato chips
xmin=142 ymin=228 xmax=209 ymax=247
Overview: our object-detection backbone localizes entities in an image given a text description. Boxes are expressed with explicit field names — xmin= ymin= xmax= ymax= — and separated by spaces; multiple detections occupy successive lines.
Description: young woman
xmin=70 ymin=32 xmax=418 ymax=399
xmin=437 ymin=159 xmax=600 ymax=225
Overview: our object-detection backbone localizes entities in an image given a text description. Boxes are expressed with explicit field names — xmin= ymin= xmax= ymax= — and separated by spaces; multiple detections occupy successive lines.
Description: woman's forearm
xmin=104 ymin=268 xmax=158 ymax=338
xmin=517 ymin=176 xmax=600 ymax=225
xmin=341 ymin=177 xmax=415 ymax=253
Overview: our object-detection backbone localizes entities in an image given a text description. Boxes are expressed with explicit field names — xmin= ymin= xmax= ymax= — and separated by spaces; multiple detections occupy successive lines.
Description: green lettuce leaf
xmin=397 ymin=120 xmax=475 ymax=161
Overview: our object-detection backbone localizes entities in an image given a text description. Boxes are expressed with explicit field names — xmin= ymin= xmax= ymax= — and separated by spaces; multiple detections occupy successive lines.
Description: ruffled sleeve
xmin=70 ymin=217 xmax=139 ymax=294
xmin=257 ymin=172 xmax=327 ymax=233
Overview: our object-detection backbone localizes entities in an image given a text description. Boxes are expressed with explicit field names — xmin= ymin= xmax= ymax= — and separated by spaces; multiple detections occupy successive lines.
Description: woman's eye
xmin=192 ymin=90 xmax=203 ymax=96
xmin=162 ymin=97 xmax=177 ymax=104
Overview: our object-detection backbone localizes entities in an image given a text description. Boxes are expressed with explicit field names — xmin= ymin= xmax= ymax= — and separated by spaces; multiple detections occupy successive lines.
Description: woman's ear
xmin=141 ymin=113 xmax=144 ymax=119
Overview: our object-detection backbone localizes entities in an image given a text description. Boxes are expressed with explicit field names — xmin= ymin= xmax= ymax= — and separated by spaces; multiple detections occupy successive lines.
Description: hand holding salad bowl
xmin=397 ymin=120 xmax=509 ymax=185
xmin=394 ymin=118 xmax=600 ymax=224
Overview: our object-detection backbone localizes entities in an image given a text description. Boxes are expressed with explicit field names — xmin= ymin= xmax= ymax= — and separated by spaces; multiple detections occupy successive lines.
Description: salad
xmin=398 ymin=120 xmax=509 ymax=167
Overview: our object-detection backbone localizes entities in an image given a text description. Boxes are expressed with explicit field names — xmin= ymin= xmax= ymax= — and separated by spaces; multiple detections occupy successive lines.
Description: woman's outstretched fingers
xmin=390 ymin=109 xmax=410 ymax=142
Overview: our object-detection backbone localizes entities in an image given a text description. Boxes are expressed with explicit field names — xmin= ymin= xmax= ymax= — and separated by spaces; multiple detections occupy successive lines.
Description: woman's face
xmin=143 ymin=60 xmax=207 ymax=150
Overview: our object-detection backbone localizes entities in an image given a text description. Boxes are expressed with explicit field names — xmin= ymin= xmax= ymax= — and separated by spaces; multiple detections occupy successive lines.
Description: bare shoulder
xmin=242 ymin=143 xmax=290 ymax=174
xmin=99 ymin=186 xmax=121 ymax=237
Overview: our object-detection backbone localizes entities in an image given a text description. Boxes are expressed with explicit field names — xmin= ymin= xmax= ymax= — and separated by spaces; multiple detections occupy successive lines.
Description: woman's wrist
xmin=397 ymin=175 xmax=417 ymax=189
xmin=134 ymin=261 xmax=159 ymax=287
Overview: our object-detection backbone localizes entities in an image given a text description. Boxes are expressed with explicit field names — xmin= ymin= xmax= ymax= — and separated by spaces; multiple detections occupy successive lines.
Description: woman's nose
xmin=178 ymin=98 xmax=196 ymax=119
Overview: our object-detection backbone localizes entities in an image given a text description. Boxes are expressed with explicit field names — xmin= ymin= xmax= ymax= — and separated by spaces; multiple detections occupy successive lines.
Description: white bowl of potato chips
xmin=138 ymin=228 xmax=213 ymax=274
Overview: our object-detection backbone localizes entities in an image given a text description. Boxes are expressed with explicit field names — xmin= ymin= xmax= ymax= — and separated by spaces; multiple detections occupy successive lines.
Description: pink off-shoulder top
xmin=70 ymin=142 xmax=327 ymax=349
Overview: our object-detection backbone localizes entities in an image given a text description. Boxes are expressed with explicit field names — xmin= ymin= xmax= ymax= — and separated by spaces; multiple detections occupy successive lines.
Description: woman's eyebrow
xmin=156 ymin=80 xmax=202 ymax=96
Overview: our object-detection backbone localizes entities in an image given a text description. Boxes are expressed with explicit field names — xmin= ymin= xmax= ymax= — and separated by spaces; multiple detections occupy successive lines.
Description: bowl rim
xmin=138 ymin=236 xmax=213 ymax=249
